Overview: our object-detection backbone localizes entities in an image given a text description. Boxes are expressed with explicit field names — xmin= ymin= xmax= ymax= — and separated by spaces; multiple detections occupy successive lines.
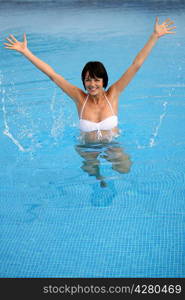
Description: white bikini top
xmin=79 ymin=94 xmax=118 ymax=139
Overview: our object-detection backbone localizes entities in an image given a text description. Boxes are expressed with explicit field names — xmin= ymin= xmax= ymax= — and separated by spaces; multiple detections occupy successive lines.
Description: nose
xmin=89 ymin=79 xmax=96 ymax=85
xmin=88 ymin=82 xmax=96 ymax=88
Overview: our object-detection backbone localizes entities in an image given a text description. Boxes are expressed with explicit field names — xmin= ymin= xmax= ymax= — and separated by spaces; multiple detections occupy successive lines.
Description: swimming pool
xmin=0 ymin=0 xmax=185 ymax=278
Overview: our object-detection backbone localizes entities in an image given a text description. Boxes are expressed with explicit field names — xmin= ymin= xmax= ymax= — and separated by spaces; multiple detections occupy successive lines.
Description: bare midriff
xmin=80 ymin=127 xmax=119 ymax=143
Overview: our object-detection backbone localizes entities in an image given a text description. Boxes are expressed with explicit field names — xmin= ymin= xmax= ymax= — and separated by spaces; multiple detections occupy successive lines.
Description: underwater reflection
xmin=75 ymin=141 xmax=132 ymax=188
xmin=90 ymin=179 xmax=117 ymax=207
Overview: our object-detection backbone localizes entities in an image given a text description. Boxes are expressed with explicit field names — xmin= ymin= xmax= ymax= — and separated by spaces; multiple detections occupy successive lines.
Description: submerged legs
xmin=75 ymin=145 xmax=107 ymax=187
xmin=75 ymin=143 xmax=132 ymax=187
xmin=103 ymin=146 xmax=132 ymax=174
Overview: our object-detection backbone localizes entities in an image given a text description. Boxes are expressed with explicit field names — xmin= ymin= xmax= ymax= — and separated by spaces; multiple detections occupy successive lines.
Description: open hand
xmin=154 ymin=17 xmax=176 ymax=37
xmin=4 ymin=33 xmax=27 ymax=53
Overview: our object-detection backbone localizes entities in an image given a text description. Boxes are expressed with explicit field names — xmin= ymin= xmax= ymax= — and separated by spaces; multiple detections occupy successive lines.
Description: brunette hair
xmin=81 ymin=61 xmax=108 ymax=89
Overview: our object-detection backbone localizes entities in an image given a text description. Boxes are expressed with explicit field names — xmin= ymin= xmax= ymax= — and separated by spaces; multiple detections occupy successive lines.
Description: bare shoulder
xmin=106 ymin=85 xmax=119 ymax=114
xmin=77 ymin=89 xmax=87 ymax=104
xmin=106 ymin=85 xmax=119 ymax=103
xmin=75 ymin=89 xmax=88 ymax=112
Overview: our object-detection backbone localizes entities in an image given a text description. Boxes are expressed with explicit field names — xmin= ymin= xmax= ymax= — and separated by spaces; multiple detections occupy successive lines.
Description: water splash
xmin=0 ymin=72 xmax=28 ymax=152
xmin=50 ymin=86 xmax=65 ymax=141
xmin=0 ymin=72 xmax=39 ymax=152
xmin=149 ymin=101 xmax=168 ymax=148
xmin=0 ymin=70 xmax=66 ymax=152
xmin=136 ymin=98 xmax=169 ymax=149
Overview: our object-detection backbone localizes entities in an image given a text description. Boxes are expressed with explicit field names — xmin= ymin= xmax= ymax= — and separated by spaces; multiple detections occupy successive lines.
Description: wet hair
xmin=81 ymin=61 xmax=108 ymax=89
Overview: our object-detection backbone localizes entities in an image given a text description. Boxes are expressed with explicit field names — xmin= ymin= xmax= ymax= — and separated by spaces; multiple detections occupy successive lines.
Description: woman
xmin=4 ymin=17 xmax=176 ymax=186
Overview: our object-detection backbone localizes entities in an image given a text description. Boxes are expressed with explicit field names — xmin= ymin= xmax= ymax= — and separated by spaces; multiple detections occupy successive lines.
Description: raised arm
xmin=110 ymin=17 xmax=176 ymax=95
xmin=4 ymin=33 xmax=82 ymax=102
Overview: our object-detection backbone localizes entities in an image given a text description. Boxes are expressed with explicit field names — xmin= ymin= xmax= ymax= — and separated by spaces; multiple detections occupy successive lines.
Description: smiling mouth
xmin=88 ymin=87 xmax=98 ymax=91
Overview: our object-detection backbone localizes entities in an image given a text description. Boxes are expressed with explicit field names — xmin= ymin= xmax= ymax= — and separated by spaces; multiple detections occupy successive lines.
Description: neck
xmin=89 ymin=91 xmax=104 ymax=104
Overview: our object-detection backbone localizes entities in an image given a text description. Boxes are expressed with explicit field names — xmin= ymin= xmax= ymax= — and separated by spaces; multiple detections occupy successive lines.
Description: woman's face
xmin=84 ymin=72 xmax=104 ymax=96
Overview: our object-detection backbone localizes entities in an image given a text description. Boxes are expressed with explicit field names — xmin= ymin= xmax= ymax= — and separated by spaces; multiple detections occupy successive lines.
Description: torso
xmin=77 ymin=89 xmax=118 ymax=122
xmin=76 ymin=88 xmax=119 ymax=143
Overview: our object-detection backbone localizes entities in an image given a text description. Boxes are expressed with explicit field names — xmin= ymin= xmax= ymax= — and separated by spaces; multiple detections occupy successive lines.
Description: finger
xmin=4 ymin=46 xmax=14 ymax=49
xmin=23 ymin=33 xmax=27 ymax=42
xmin=166 ymin=21 xmax=174 ymax=26
xmin=155 ymin=16 xmax=159 ymax=24
xmin=166 ymin=31 xmax=176 ymax=34
xmin=4 ymin=42 xmax=13 ymax=47
xmin=9 ymin=34 xmax=18 ymax=42
xmin=163 ymin=17 xmax=171 ymax=24
xmin=168 ymin=26 xmax=176 ymax=31
xmin=6 ymin=37 xmax=14 ymax=44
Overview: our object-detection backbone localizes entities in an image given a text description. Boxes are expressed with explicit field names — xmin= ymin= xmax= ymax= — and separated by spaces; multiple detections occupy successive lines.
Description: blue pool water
xmin=0 ymin=0 xmax=185 ymax=277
